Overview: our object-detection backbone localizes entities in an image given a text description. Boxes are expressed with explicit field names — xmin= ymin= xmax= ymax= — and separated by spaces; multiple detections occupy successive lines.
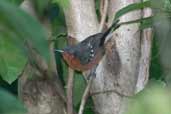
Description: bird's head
xmin=55 ymin=48 xmax=75 ymax=66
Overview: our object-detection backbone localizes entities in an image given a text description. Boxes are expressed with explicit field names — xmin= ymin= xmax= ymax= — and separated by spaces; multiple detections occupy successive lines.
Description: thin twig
xmin=99 ymin=0 xmax=109 ymax=32
xmin=78 ymin=76 xmax=94 ymax=114
xmin=66 ymin=37 xmax=76 ymax=114
xmin=67 ymin=68 xmax=74 ymax=114
xmin=100 ymin=0 xmax=104 ymax=17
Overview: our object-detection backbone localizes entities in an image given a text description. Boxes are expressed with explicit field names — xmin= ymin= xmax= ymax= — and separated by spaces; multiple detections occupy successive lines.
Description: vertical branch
xmin=99 ymin=0 xmax=109 ymax=32
xmin=18 ymin=1 xmax=66 ymax=114
xmin=46 ymin=21 xmax=58 ymax=75
xmin=64 ymin=0 xmax=99 ymax=42
xmin=136 ymin=8 xmax=153 ymax=92
xmin=100 ymin=0 xmax=104 ymax=16
xmin=63 ymin=0 xmax=143 ymax=114
xmin=78 ymin=76 xmax=94 ymax=114
xmin=90 ymin=0 xmax=142 ymax=114
xmin=66 ymin=36 xmax=78 ymax=114
xmin=78 ymin=0 xmax=109 ymax=113
xmin=64 ymin=0 xmax=99 ymax=113
xmin=66 ymin=68 xmax=74 ymax=114
xmin=20 ymin=0 xmax=58 ymax=76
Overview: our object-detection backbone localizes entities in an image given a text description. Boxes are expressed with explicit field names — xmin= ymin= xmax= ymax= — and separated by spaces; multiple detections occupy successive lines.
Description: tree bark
xmin=64 ymin=0 xmax=152 ymax=114
xmin=91 ymin=1 xmax=141 ymax=114
xmin=18 ymin=0 xmax=66 ymax=114
xmin=136 ymin=7 xmax=153 ymax=92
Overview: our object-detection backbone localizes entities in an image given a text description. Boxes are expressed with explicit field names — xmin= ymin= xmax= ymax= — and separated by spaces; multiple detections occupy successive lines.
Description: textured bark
xmin=64 ymin=0 xmax=99 ymax=42
xmin=64 ymin=0 xmax=152 ymax=114
xmin=18 ymin=0 xmax=66 ymax=114
xmin=18 ymin=64 xmax=66 ymax=114
xmin=136 ymin=8 xmax=153 ymax=92
xmin=91 ymin=1 xmax=141 ymax=114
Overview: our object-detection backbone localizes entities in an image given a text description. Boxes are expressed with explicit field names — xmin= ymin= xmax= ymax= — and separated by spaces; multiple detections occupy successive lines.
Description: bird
xmin=55 ymin=19 xmax=120 ymax=72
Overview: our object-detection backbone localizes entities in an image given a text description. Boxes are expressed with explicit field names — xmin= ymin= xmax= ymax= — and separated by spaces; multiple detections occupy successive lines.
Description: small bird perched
xmin=56 ymin=19 xmax=120 ymax=72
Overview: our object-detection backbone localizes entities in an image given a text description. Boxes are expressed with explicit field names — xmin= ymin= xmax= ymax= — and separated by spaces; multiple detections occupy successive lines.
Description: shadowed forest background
xmin=0 ymin=0 xmax=171 ymax=114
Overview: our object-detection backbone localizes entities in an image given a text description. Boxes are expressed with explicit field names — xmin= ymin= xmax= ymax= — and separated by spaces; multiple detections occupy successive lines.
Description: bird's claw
xmin=87 ymin=67 xmax=97 ymax=80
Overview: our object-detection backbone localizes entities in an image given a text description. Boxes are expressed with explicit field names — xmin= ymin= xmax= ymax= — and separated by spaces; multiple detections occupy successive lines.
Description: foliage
xmin=31 ymin=0 xmax=50 ymax=16
xmin=52 ymin=0 xmax=69 ymax=8
xmin=115 ymin=1 xmax=151 ymax=19
xmin=150 ymin=38 xmax=163 ymax=80
xmin=126 ymin=82 xmax=171 ymax=114
xmin=150 ymin=0 xmax=171 ymax=84
xmin=0 ymin=0 xmax=171 ymax=114
xmin=114 ymin=0 xmax=171 ymax=81
xmin=114 ymin=1 xmax=171 ymax=114
xmin=0 ymin=35 xmax=26 ymax=84
xmin=0 ymin=88 xmax=27 ymax=114
xmin=0 ymin=0 xmax=49 ymax=83
xmin=7 ymin=0 xmax=23 ymax=5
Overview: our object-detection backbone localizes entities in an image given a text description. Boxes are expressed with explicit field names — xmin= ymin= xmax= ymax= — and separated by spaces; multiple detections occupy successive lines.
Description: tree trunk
xmin=64 ymin=0 xmax=152 ymax=114
xmin=18 ymin=0 xmax=66 ymax=114
xmin=17 ymin=0 xmax=153 ymax=114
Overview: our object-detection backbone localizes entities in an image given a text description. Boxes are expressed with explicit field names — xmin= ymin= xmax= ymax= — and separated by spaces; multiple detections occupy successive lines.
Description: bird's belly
xmin=68 ymin=51 xmax=103 ymax=71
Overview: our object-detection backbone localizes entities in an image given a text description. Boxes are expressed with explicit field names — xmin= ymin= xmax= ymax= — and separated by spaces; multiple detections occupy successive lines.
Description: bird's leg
xmin=87 ymin=66 xmax=97 ymax=80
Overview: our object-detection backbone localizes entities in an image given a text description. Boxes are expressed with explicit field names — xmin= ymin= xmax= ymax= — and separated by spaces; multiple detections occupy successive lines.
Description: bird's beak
xmin=55 ymin=49 xmax=64 ymax=53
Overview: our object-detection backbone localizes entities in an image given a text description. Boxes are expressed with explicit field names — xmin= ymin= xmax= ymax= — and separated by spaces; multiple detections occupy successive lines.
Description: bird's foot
xmin=87 ymin=67 xmax=97 ymax=80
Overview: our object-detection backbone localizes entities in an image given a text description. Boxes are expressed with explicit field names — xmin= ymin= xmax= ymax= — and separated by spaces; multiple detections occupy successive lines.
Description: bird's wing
xmin=73 ymin=43 xmax=92 ymax=65
xmin=73 ymin=33 xmax=104 ymax=65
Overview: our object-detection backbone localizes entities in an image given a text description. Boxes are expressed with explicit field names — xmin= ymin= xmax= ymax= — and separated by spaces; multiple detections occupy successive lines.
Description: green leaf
xmin=115 ymin=1 xmax=151 ymax=19
xmin=6 ymin=0 xmax=24 ymax=5
xmin=0 ymin=0 xmax=49 ymax=62
xmin=0 ymin=88 xmax=27 ymax=114
xmin=150 ymin=37 xmax=163 ymax=80
xmin=150 ymin=0 xmax=165 ymax=9
xmin=95 ymin=0 xmax=101 ymax=20
xmin=140 ymin=17 xmax=153 ymax=29
xmin=0 ymin=57 xmax=7 ymax=78
xmin=31 ymin=0 xmax=50 ymax=16
xmin=52 ymin=0 xmax=69 ymax=8
xmin=126 ymin=83 xmax=171 ymax=114
xmin=117 ymin=16 xmax=153 ymax=30
xmin=0 ymin=36 xmax=26 ymax=84
xmin=73 ymin=72 xmax=86 ymax=106
xmin=164 ymin=0 xmax=171 ymax=11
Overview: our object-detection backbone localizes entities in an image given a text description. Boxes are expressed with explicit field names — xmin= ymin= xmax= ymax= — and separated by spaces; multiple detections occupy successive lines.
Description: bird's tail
xmin=100 ymin=19 xmax=120 ymax=45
